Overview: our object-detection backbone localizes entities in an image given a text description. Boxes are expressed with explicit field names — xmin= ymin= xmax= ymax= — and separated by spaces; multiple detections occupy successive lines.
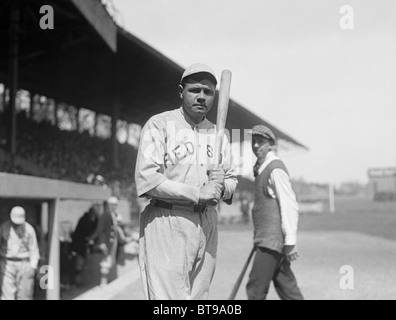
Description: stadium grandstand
xmin=0 ymin=0 xmax=307 ymax=300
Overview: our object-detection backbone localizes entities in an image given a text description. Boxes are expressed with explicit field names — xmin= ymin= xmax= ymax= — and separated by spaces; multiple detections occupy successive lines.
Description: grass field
xmin=220 ymin=195 xmax=396 ymax=241
xmin=298 ymin=196 xmax=396 ymax=241
xmin=108 ymin=195 xmax=396 ymax=300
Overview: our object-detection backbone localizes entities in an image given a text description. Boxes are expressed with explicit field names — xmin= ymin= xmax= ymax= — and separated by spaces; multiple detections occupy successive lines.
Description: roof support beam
xmin=69 ymin=0 xmax=117 ymax=53
xmin=111 ymin=65 xmax=120 ymax=169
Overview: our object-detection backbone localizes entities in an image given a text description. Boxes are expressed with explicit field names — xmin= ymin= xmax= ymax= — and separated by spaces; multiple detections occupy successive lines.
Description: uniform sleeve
xmin=221 ymin=134 xmax=238 ymax=204
xmin=147 ymin=180 xmax=200 ymax=204
xmin=135 ymin=119 xmax=168 ymax=197
xmin=271 ymin=169 xmax=299 ymax=246
xmin=27 ymin=225 xmax=40 ymax=269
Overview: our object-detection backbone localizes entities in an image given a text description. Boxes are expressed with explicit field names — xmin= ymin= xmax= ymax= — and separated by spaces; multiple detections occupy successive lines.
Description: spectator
xmin=70 ymin=204 xmax=100 ymax=286
xmin=89 ymin=197 xmax=119 ymax=286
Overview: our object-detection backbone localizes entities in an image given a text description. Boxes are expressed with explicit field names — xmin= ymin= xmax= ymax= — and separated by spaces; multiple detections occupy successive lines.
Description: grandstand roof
xmin=0 ymin=0 xmax=307 ymax=149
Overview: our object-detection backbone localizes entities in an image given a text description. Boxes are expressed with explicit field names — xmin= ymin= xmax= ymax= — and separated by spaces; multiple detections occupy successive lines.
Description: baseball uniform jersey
xmin=135 ymin=106 xmax=238 ymax=300
xmin=135 ymin=107 xmax=237 ymax=203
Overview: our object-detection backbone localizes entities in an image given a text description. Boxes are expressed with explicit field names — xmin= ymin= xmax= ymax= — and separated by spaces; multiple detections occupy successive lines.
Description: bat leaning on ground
xmin=228 ymin=246 xmax=256 ymax=300
xmin=209 ymin=70 xmax=232 ymax=205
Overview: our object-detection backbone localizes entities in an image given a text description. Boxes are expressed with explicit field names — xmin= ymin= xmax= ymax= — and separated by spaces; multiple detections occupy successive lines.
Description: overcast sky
xmin=112 ymin=0 xmax=396 ymax=185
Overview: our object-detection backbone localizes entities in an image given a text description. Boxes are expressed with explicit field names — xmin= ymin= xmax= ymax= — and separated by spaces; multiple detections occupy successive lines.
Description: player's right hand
xmin=208 ymin=168 xmax=225 ymax=187
xmin=199 ymin=181 xmax=222 ymax=203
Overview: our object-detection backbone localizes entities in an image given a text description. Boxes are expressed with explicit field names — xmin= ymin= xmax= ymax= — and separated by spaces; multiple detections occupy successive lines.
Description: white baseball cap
xmin=107 ymin=196 xmax=119 ymax=205
xmin=180 ymin=63 xmax=217 ymax=85
xmin=10 ymin=206 xmax=26 ymax=225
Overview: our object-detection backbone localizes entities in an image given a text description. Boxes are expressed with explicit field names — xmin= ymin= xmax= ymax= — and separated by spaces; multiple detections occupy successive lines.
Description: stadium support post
xmin=111 ymin=59 xmax=120 ymax=169
xmin=111 ymin=99 xmax=120 ymax=169
xmin=47 ymin=198 xmax=60 ymax=300
xmin=94 ymin=113 xmax=98 ymax=137
xmin=1 ymin=85 xmax=7 ymax=112
xmin=76 ymin=107 xmax=80 ymax=133
xmin=7 ymin=3 xmax=19 ymax=161
xmin=40 ymin=202 xmax=49 ymax=261
xmin=329 ymin=183 xmax=335 ymax=213
xmin=54 ymin=102 xmax=59 ymax=127
xmin=29 ymin=92 xmax=35 ymax=119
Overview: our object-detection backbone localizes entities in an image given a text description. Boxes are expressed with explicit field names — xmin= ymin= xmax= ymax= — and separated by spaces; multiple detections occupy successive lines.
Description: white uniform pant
xmin=139 ymin=204 xmax=218 ymax=300
xmin=0 ymin=259 xmax=34 ymax=300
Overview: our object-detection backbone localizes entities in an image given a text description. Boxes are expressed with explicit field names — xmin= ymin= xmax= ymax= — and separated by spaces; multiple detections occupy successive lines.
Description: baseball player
xmin=246 ymin=125 xmax=303 ymax=300
xmin=135 ymin=63 xmax=238 ymax=300
xmin=0 ymin=207 xmax=40 ymax=300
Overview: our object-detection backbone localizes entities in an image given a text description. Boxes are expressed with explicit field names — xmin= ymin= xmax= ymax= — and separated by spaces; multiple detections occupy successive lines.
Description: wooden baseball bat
xmin=214 ymin=70 xmax=232 ymax=165
xmin=210 ymin=70 xmax=232 ymax=205
xmin=228 ymin=246 xmax=256 ymax=300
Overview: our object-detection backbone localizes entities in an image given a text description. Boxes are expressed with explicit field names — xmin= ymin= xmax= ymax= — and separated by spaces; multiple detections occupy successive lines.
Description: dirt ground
xmin=100 ymin=196 xmax=396 ymax=300
xmin=211 ymin=230 xmax=396 ymax=300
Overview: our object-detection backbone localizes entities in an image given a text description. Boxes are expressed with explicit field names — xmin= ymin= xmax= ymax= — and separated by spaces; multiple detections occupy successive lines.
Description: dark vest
xmin=252 ymin=159 xmax=289 ymax=253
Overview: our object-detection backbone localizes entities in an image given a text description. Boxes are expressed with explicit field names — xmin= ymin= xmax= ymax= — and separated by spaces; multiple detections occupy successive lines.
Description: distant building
xmin=368 ymin=167 xmax=396 ymax=201
xmin=292 ymin=180 xmax=329 ymax=202
xmin=337 ymin=181 xmax=368 ymax=197
xmin=291 ymin=180 xmax=329 ymax=214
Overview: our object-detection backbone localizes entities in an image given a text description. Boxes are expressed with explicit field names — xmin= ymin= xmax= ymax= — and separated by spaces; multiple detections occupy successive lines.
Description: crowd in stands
xmin=0 ymin=111 xmax=138 ymax=198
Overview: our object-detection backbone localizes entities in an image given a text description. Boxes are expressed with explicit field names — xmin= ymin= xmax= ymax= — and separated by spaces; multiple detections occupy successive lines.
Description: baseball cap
xmin=10 ymin=206 xmax=26 ymax=225
xmin=251 ymin=125 xmax=276 ymax=144
xmin=107 ymin=196 xmax=119 ymax=205
xmin=180 ymin=63 xmax=217 ymax=86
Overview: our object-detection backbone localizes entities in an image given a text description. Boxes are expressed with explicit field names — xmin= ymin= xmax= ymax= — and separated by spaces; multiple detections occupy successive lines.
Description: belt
xmin=0 ymin=257 xmax=30 ymax=262
xmin=154 ymin=200 xmax=207 ymax=213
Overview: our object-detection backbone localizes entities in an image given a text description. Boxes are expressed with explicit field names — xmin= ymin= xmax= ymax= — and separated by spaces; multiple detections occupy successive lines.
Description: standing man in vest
xmin=0 ymin=206 xmax=40 ymax=300
xmin=246 ymin=125 xmax=303 ymax=300
xmin=135 ymin=63 xmax=237 ymax=300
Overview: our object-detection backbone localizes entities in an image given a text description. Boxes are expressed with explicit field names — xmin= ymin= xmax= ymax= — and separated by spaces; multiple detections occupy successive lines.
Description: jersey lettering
xmin=207 ymin=145 xmax=213 ymax=158
xmin=165 ymin=141 xmax=195 ymax=167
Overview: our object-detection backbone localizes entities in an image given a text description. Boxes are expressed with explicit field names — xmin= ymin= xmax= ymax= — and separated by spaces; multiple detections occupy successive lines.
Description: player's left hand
xmin=283 ymin=245 xmax=299 ymax=262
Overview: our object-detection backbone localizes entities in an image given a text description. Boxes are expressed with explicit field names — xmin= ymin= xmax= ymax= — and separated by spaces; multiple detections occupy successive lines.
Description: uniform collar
xmin=257 ymin=151 xmax=278 ymax=175
xmin=179 ymin=107 xmax=207 ymax=128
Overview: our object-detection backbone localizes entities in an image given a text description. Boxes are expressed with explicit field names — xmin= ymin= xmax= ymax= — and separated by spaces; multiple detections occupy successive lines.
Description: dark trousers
xmin=246 ymin=247 xmax=304 ymax=300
